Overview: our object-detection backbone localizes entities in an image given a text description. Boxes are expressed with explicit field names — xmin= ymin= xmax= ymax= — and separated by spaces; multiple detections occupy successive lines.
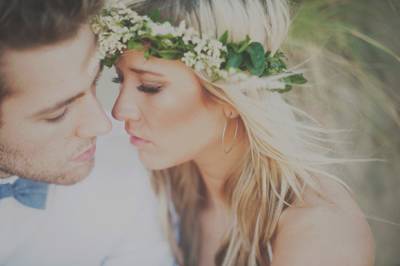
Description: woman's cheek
xmin=150 ymin=91 xmax=203 ymax=129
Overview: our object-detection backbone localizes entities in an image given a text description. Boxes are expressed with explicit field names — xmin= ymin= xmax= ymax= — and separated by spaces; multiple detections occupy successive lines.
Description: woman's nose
xmin=112 ymin=86 xmax=141 ymax=122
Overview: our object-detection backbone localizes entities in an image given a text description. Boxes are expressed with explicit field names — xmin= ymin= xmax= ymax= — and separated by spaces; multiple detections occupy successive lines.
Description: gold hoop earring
xmin=222 ymin=118 xmax=239 ymax=154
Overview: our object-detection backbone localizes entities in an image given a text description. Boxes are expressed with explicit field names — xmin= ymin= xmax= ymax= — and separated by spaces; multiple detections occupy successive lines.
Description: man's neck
xmin=0 ymin=170 xmax=13 ymax=179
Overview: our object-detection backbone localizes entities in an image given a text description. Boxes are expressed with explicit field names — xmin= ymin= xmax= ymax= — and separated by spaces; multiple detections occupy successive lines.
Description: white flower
xmin=91 ymin=0 xmax=295 ymax=92
xmin=182 ymin=35 xmax=191 ymax=45
xmin=194 ymin=61 xmax=206 ymax=72
xmin=122 ymin=32 xmax=134 ymax=43
xmin=218 ymin=69 xmax=229 ymax=79
xmin=182 ymin=52 xmax=197 ymax=67
xmin=150 ymin=22 xmax=176 ymax=36
xmin=176 ymin=21 xmax=187 ymax=37
xmin=194 ymin=40 xmax=207 ymax=54
xmin=191 ymin=36 xmax=201 ymax=45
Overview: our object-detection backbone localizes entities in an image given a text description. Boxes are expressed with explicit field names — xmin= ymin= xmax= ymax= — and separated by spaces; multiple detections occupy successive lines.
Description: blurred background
xmin=96 ymin=0 xmax=399 ymax=265
xmin=287 ymin=1 xmax=400 ymax=265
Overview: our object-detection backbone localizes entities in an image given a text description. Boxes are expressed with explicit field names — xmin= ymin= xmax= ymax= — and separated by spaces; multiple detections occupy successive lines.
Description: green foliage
xmin=103 ymin=54 xmax=119 ymax=68
xmin=220 ymin=31 xmax=307 ymax=90
xmin=147 ymin=9 xmax=162 ymax=23
xmin=127 ymin=39 xmax=144 ymax=50
xmin=218 ymin=31 xmax=229 ymax=45
xmin=246 ymin=42 xmax=266 ymax=76
xmin=100 ymin=17 xmax=307 ymax=92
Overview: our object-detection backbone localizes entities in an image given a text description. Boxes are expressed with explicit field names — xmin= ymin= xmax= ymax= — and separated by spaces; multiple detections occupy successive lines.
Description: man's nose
xmin=76 ymin=95 xmax=112 ymax=138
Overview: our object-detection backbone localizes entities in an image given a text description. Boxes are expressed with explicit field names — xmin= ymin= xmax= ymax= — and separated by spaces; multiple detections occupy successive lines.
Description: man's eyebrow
xmin=32 ymin=92 xmax=86 ymax=118
xmin=32 ymin=60 xmax=102 ymax=119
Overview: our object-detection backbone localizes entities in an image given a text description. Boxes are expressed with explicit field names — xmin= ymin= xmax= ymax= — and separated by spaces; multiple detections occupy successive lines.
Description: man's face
xmin=0 ymin=25 xmax=111 ymax=185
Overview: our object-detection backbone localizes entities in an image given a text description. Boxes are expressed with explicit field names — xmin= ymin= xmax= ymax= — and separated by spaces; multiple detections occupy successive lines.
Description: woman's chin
xmin=138 ymin=152 xmax=172 ymax=171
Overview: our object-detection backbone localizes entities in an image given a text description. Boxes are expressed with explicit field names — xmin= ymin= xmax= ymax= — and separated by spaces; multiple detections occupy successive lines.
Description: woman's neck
xmin=194 ymin=136 xmax=248 ymax=210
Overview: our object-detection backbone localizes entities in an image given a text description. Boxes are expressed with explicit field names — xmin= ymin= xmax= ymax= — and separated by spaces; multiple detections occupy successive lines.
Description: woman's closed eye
xmin=112 ymin=75 xmax=161 ymax=94
xmin=137 ymin=84 xmax=162 ymax=94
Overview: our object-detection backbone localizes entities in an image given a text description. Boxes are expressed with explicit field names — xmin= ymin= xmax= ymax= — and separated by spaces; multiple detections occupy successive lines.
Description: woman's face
xmin=112 ymin=51 xmax=226 ymax=170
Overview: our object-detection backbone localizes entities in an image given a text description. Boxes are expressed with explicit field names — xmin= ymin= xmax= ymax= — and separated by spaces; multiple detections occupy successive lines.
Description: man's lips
xmin=72 ymin=145 xmax=96 ymax=162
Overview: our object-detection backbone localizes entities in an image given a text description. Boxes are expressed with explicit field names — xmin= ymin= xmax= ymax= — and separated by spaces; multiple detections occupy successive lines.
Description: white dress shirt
xmin=0 ymin=121 xmax=172 ymax=266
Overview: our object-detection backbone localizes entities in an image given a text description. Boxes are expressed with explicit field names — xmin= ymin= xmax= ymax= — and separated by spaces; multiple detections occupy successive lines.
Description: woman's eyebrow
xmin=128 ymin=67 xmax=163 ymax=77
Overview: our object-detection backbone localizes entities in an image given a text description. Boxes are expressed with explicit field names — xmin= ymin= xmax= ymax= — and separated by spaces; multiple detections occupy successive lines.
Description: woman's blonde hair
xmin=129 ymin=0 xmax=349 ymax=265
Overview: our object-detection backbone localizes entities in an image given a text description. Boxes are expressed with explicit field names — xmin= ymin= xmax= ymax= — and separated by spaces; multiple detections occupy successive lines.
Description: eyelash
xmin=137 ymin=84 xmax=161 ymax=94
xmin=112 ymin=75 xmax=161 ymax=94
xmin=45 ymin=108 xmax=68 ymax=123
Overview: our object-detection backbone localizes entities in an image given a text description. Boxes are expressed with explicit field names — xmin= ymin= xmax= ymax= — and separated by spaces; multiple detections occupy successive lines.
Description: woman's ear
xmin=223 ymin=104 xmax=239 ymax=119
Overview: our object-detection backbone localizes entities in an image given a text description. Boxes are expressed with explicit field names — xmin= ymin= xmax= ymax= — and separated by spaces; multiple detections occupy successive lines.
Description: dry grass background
xmin=288 ymin=1 xmax=400 ymax=265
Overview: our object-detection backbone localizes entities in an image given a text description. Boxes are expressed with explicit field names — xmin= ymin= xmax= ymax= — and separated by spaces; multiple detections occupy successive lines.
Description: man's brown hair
xmin=0 ymin=0 xmax=104 ymax=105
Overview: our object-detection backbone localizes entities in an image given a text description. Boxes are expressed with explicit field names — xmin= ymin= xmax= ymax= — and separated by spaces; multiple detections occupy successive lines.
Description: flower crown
xmin=91 ymin=1 xmax=306 ymax=93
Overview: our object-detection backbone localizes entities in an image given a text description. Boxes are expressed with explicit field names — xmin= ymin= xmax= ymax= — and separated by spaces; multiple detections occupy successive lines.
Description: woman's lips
xmin=125 ymin=124 xmax=151 ymax=147
xmin=72 ymin=145 xmax=96 ymax=162
xmin=130 ymin=135 xmax=151 ymax=147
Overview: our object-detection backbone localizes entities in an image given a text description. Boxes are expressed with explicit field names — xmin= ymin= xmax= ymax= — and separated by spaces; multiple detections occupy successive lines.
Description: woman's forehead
xmin=118 ymin=51 xmax=188 ymax=75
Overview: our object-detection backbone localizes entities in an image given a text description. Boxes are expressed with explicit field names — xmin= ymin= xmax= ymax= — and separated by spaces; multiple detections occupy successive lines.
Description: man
xmin=0 ymin=1 xmax=172 ymax=265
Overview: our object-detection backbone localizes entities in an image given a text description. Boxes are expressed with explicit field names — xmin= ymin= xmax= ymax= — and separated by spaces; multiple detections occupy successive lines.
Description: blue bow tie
xmin=0 ymin=178 xmax=49 ymax=209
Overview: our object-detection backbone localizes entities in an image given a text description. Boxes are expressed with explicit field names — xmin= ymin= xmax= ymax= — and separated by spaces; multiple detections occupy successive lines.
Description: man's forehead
xmin=2 ymin=26 xmax=98 ymax=95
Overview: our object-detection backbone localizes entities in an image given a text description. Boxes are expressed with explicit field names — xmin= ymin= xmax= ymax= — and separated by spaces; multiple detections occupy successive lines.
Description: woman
xmin=93 ymin=0 xmax=374 ymax=265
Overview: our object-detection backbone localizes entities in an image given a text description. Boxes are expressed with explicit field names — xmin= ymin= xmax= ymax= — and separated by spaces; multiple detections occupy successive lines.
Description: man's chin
xmin=53 ymin=158 xmax=96 ymax=185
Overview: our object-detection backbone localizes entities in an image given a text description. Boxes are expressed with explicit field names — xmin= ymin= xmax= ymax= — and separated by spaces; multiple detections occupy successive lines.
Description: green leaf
xmin=140 ymin=34 xmax=158 ymax=42
xmin=219 ymin=31 xmax=229 ymax=45
xmin=127 ymin=39 xmax=144 ymax=50
xmin=102 ymin=54 xmax=119 ymax=68
xmin=237 ymin=36 xmax=252 ymax=53
xmin=271 ymin=84 xmax=293 ymax=94
xmin=226 ymin=52 xmax=243 ymax=69
xmin=264 ymin=52 xmax=287 ymax=75
xmin=284 ymin=74 xmax=307 ymax=85
xmin=228 ymin=43 xmax=240 ymax=53
xmin=102 ymin=58 xmax=114 ymax=68
xmin=159 ymin=37 xmax=179 ymax=49
xmin=246 ymin=42 xmax=266 ymax=76
xmin=158 ymin=49 xmax=182 ymax=59
xmin=144 ymin=49 xmax=151 ymax=59
xmin=148 ymin=9 xmax=162 ymax=23
xmin=242 ymin=54 xmax=253 ymax=71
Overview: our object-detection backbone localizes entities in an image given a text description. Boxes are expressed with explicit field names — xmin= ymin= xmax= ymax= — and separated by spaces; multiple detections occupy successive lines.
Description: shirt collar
xmin=0 ymin=176 xmax=19 ymax=185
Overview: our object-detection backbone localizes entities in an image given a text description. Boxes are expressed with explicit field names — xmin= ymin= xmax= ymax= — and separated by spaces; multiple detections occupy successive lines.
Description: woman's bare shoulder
xmin=271 ymin=177 xmax=375 ymax=266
